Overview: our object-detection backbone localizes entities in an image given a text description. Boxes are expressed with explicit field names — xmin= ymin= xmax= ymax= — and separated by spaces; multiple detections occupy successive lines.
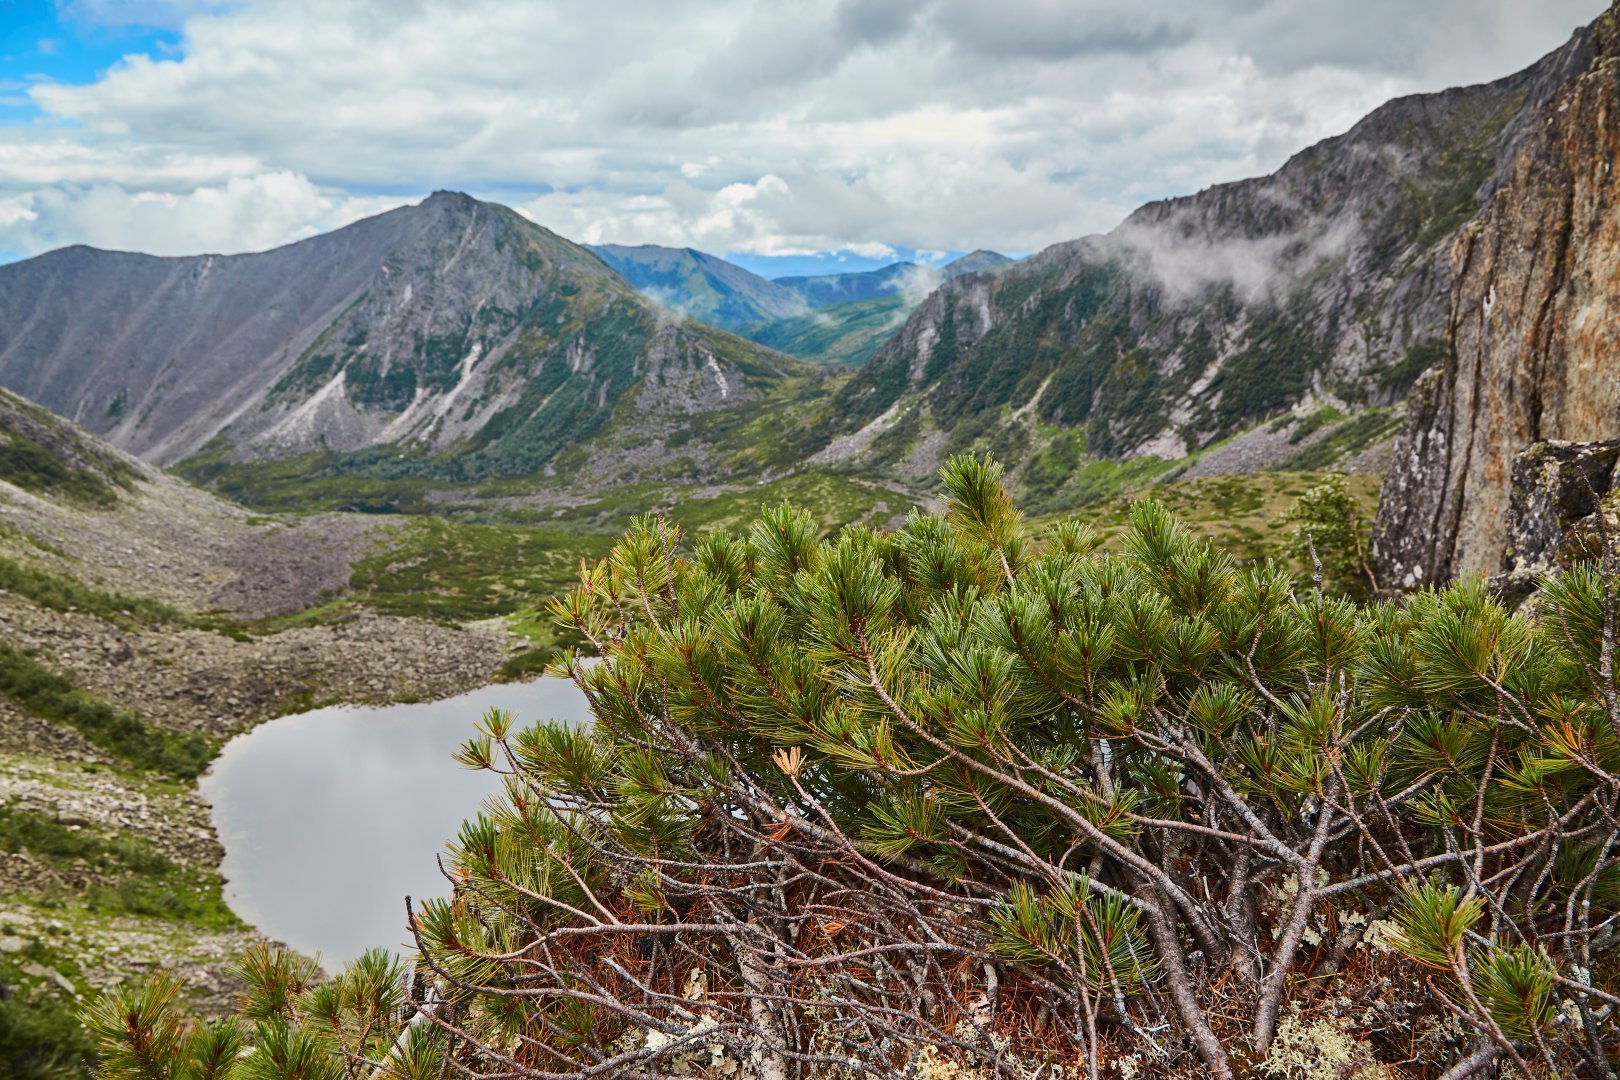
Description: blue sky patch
xmin=0 ymin=1 xmax=185 ymax=124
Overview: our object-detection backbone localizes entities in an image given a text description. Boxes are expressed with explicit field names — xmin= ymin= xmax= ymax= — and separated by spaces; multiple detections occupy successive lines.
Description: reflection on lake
xmin=199 ymin=677 xmax=592 ymax=965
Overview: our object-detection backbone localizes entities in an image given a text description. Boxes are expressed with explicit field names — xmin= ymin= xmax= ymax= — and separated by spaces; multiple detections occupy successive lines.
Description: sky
xmin=0 ymin=0 xmax=1607 ymax=275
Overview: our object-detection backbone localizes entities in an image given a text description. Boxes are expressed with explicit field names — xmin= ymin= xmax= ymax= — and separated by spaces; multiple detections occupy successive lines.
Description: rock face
xmin=811 ymin=27 xmax=1593 ymax=475
xmin=1479 ymin=440 xmax=1620 ymax=602
xmin=0 ymin=192 xmax=799 ymax=473
xmin=1373 ymin=6 xmax=1620 ymax=586
xmin=1502 ymin=441 xmax=1620 ymax=576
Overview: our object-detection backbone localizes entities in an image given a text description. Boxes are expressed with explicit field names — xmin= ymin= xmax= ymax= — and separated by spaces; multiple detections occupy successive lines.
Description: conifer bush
xmin=88 ymin=457 xmax=1620 ymax=1078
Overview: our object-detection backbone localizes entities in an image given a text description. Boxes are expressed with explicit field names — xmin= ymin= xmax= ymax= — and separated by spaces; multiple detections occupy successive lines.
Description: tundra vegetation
xmin=86 ymin=458 xmax=1619 ymax=1078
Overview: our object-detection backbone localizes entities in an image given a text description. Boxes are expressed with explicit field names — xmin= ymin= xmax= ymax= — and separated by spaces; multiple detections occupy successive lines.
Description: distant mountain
xmin=0 ymin=192 xmax=804 ymax=481
xmin=746 ymin=295 xmax=910 ymax=367
xmin=773 ymin=262 xmax=934 ymax=308
xmin=944 ymin=250 xmax=1013 ymax=277
xmin=588 ymin=243 xmax=1014 ymax=360
xmin=588 ymin=244 xmax=807 ymax=330
xmin=810 ymin=23 xmax=1594 ymax=480
xmin=773 ymin=251 xmax=1012 ymax=308
xmin=749 ymin=253 xmax=1011 ymax=365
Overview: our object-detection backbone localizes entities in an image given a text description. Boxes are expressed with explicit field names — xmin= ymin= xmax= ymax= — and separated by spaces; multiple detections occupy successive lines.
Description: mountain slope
xmin=944 ymin=250 xmax=1013 ymax=277
xmin=810 ymin=26 xmax=1595 ymax=478
xmin=588 ymin=245 xmax=1014 ymax=364
xmin=589 ymin=243 xmax=808 ymax=330
xmin=0 ymin=384 xmax=513 ymax=1049
xmin=774 ymin=251 xmax=1012 ymax=309
xmin=751 ymin=251 xmax=1016 ymax=368
xmin=746 ymin=295 xmax=911 ymax=367
xmin=1373 ymin=3 xmax=1620 ymax=587
xmin=774 ymin=261 xmax=937 ymax=307
xmin=0 ymin=193 xmax=804 ymax=478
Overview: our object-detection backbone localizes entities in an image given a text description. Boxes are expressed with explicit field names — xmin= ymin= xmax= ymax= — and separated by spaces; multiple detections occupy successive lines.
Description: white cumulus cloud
xmin=0 ymin=0 xmax=1605 ymax=261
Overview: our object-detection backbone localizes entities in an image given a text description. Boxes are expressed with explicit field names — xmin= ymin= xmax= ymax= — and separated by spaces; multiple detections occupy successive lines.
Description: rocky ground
xmin=0 ymin=464 xmax=516 ymax=1031
xmin=0 ymin=456 xmax=394 ymax=618
xmin=0 ymin=597 xmax=506 ymax=739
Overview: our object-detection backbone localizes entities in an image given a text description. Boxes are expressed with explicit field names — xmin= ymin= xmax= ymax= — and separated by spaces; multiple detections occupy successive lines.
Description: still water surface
xmin=199 ymin=678 xmax=592 ymax=965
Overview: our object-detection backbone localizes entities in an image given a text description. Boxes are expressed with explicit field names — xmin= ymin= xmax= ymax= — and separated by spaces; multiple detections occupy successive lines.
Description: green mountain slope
xmin=588 ymin=243 xmax=807 ymax=329
xmin=0 ymin=194 xmax=809 ymax=488
xmin=804 ymin=24 xmax=1594 ymax=486
xmin=744 ymin=295 xmax=909 ymax=366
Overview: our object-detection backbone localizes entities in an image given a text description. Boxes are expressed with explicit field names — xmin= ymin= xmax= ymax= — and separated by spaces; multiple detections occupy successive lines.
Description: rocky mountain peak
xmin=0 ymin=194 xmax=799 ymax=482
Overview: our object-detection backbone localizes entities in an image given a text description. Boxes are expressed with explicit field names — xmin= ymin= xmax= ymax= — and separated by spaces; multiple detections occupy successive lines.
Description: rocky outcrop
xmin=1503 ymin=441 xmax=1620 ymax=573
xmin=1373 ymin=5 xmax=1620 ymax=586
xmin=1483 ymin=440 xmax=1620 ymax=601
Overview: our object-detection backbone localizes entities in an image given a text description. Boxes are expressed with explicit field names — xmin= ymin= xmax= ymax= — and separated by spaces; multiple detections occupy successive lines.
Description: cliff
xmin=1373 ymin=4 xmax=1620 ymax=586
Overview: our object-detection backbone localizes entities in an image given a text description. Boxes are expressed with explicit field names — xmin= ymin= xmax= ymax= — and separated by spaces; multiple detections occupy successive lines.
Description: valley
xmin=0 ymin=4 xmax=1616 ymax=1076
xmin=0 ymin=389 xmax=516 ymax=1065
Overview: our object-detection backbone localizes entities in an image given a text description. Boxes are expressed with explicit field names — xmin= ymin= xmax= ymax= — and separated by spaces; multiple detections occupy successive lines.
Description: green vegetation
xmin=176 ymin=444 xmax=439 ymax=514
xmin=0 ymin=393 xmax=138 ymax=508
xmin=0 ymin=644 xmax=212 ymax=779
xmin=1204 ymin=306 xmax=1326 ymax=430
xmin=0 ymin=555 xmax=188 ymax=629
xmin=745 ymin=295 xmax=909 ymax=366
xmin=1270 ymin=408 xmax=1399 ymax=472
xmin=1276 ymin=403 xmax=1345 ymax=444
xmin=0 ymin=955 xmax=93 ymax=1080
xmin=90 ymin=457 xmax=1620 ymax=1079
xmin=1018 ymin=428 xmax=1178 ymax=516
xmin=0 ymin=809 xmax=239 ymax=929
xmin=344 ymin=517 xmax=611 ymax=623
xmin=1033 ymin=468 xmax=1382 ymax=569
xmin=1377 ymin=338 xmax=1449 ymax=394
xmin=1277 ymin=472 xmax=1379 ymax=598
xmin=0 ymin=426 xmax=129 ymax=508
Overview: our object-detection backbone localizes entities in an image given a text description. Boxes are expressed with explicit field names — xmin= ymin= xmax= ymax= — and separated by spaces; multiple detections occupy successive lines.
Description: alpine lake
xmin=199 ymin=676 xmax=593 ymax=965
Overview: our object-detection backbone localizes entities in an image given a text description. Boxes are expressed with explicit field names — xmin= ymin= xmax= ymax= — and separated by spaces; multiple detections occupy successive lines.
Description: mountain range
xmin=591 ymin=244 xmax=1013 ymax=365
xmin=0 ymin=192 xmax=805 ymax=483
xmin=0 ymin=6 xmax=1617 ymax=584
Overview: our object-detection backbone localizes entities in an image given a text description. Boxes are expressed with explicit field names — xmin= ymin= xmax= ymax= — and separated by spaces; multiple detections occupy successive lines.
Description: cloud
xmin=930 ymin=2 xmax=1193 ymax=61
xmin=1 ymin=172 xmax=402 ymax=255
xmin=56 ymin=0 xmax=233 ymax=31
xmin=1108 ymin=209 xmax=1357 ymax=304
xmin=0 ymin=0 xmax=1606 ymax=261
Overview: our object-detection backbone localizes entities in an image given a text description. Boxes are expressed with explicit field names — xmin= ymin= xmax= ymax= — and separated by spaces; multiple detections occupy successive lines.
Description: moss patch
xmin=0 ymin=645 xmax=213 ymax=779
xmin=0 ymin=556 xmax=188 ymax=630
xmin=0 ymin=809 xmax=239 ymax=930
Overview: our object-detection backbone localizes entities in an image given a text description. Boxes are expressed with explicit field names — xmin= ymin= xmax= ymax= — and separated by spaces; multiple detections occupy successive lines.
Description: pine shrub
xmin=87 ymin=456 xmax=1620 ymax=1078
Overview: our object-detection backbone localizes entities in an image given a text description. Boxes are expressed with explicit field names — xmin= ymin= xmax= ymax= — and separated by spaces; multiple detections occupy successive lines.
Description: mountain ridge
xmin=1373 ymin=2 xmax=1620 ymax=586
xmin=806 ymin=22 xmax=1597 ymax=484
xmin=589 ymin=243 xmax=1014 ymax=340
xmin=0 ymin=191 xmax=805 ymax=476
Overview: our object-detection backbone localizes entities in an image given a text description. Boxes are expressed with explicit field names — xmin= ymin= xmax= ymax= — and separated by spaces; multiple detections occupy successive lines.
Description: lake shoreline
xmin=197 ymin=674 xmax=593 ymax=966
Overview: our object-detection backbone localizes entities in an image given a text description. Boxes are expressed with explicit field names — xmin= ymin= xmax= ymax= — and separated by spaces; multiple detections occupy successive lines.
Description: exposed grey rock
xmin=1369 ymin=367 xmax=1455 ymax=590
xmin=0 ymin=192 xmax=799 ymax=474
xmin=1503 ymin=441 xmax=1620 ymax=575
